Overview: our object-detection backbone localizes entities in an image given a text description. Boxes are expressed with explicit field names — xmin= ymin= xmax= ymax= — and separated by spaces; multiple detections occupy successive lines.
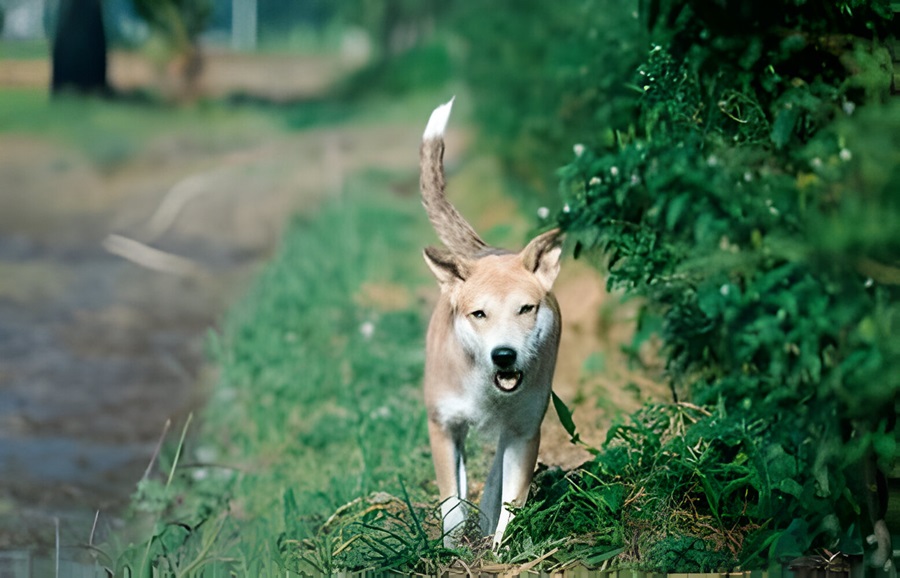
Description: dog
xmin=419 ymin=98 xmax=563 ymax=548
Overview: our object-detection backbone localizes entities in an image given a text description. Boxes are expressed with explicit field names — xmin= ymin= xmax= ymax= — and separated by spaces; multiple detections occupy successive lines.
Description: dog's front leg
xmin=491 ymin=431 xmax=540 ymax=548
xmin=428 ymin=418 xmax=468 ymax=547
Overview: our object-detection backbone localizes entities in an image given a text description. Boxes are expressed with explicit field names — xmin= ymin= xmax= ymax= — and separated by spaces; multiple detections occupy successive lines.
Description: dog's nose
xmin=491 ymin=347 xmax=517 ymax=368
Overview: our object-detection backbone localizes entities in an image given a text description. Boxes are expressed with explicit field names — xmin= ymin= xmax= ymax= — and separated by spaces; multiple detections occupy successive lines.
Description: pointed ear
xmin=423 ymin=246 xmax=469 ymax=290
xmin=521 ymin=229 xmax=563 ymax=292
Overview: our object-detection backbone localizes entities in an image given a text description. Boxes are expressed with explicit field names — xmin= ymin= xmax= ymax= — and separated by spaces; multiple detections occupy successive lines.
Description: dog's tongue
xmin=494 ymin=370 xmax=523 ymax=392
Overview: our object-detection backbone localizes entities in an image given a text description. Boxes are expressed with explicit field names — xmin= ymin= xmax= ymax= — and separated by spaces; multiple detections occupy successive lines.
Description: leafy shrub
xmin=489 ymin=0 xmax=900 ymax=571
xmin=453 ymin=0 xmax=646 ymax=196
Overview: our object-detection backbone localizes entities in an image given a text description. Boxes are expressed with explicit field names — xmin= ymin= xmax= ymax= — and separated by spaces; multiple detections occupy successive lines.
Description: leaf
xmin=770 ymin=518 xmax=810 ymax=562
xmin=777 ymin=478 xmax=804 ymax=499
xmin=583 ymin=545 xmax=627 ymax=567
xmin=771 ymin=104 xmax=797 ymax=148
xmin=666 ymin=193 xmax=691 ymax=231
xmin=552 ymin=390 xmax=581 ymax=445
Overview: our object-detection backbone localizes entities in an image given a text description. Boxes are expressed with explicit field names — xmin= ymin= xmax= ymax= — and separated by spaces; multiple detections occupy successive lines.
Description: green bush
xmin=486 ymin=0 xmax=899 ymax=571
xmin=454 ymin=0 xmax=646 ymax=196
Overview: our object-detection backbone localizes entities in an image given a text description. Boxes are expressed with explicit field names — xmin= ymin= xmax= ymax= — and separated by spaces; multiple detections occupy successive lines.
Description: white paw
xmin=492 ymin=508 xmax=513 ymax=549
xmin=441 ymin=497 xmax=467 ymax=547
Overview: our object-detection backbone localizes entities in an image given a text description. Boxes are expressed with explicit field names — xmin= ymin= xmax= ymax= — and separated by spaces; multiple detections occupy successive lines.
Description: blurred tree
xmin=51 ymin=0 xmax=110 ymax=95
xmin=337 ymin=0 xmax=447 ymax=60
xmin=131 ymin=0 xmax=211 ymax=99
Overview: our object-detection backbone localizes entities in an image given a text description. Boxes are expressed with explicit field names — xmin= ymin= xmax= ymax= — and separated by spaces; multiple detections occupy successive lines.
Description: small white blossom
xmin=839 ymin=148 xmax=852 ymax=162
xmin=743 ymin=171 xmax=753 ymax=182
xmin=589 ymin=176 xmax=601 ymax=186
xmin=192 ymin=468 xmax=209 ymax=481
xmin=370 ymin=406 xmax=391 ymax=419
xmin=811 ymin=157 xmax=823 ymax=169
xmin=563 ymin=203 xmax=571 ymax=213
xmin=720 ymin=284 xmax=730 ymax=296
xmin=842 ymin=101 xmax=856 ymax=116
xmin=865 ymin=277 xmax=874 ymax=288
xmin=630 ymin=173 xmax=641 ymax=185
xmin=707 ymin=155 xmax=719 ymax=167
xmin=610 ymin=166 xmax=619 ymax=177
xmin=360 ymin=321 xmax=375 ymax=339
xmin=573 ymin=143 xmax=585 ymax=157
xmin=537 ymin=206 xmax=550 ymax=219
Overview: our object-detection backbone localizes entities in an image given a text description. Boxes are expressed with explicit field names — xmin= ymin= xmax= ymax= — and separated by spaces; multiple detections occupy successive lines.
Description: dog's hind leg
xmin=429 ymin=418 xmax=468 ymax=547
xmin=485 ymin=431 xmax=541 ymax=548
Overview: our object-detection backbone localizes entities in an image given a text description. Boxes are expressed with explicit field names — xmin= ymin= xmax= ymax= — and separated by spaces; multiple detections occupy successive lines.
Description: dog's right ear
xmin=423 ymin=246 xmax=469 ymax=290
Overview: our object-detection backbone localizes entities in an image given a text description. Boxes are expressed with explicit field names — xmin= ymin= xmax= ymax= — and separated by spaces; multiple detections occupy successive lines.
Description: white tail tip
xmin=423 ymin=97 xmax=455 ymax=140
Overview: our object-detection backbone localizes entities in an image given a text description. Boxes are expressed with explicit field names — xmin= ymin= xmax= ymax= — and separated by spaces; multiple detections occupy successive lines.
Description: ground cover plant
xmin=463 ymin=0 xmax=900 ymax=573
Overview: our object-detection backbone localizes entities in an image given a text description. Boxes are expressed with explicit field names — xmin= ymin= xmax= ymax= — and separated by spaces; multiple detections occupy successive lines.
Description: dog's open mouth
xmin=493 ymin=370 xmax=523 ymax=392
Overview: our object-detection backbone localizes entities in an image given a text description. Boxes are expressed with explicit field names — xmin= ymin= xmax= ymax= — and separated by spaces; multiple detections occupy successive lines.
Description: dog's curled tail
xmin=420 ymin=97 xmax=487 ymax=256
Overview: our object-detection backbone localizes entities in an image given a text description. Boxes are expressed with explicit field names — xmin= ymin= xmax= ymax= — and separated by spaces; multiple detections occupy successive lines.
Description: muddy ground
xmin=0 ymin=51 xmax=665 ymax=554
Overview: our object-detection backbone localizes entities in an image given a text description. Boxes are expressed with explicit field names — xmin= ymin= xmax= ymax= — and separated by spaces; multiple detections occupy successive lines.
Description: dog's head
xmin=424 ymin=229 xmax=562 ymax=393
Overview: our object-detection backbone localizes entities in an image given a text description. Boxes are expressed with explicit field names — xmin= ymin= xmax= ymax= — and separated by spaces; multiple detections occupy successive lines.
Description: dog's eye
xmin=519 ymin=304 xmax=535 ymax=315
xmin=471 ymin=310 xmax=486 ymax=319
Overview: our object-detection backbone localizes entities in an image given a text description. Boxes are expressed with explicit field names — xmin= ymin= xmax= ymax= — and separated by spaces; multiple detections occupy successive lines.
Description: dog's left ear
xmin=521 ymin=229 xmax=563 ymax=292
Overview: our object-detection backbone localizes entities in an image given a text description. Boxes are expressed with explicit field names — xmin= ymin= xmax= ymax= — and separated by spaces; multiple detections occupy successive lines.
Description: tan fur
xmin=419 ymin=99 xmax=563 ymax=548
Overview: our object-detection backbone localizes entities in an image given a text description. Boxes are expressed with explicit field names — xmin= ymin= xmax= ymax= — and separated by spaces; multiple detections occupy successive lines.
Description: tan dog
xmin=419 ymin=98 xmax=563 ymax=548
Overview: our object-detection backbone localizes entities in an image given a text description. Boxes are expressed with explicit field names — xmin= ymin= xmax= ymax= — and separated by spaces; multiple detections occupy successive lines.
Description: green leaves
xmin=538 ymin=0 xmax=900 ymax=572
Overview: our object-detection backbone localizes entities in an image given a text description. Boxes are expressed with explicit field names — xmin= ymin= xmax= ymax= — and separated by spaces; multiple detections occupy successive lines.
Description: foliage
xmin=453 ymin=0 xmax=646 ymax=196
xmin=334 ymin=0 xmax=449 ymax=59
xmin=131 ymin=0 xmax=211 ymax=50
xmin=498 ymin=0 xmax=899 ymax=571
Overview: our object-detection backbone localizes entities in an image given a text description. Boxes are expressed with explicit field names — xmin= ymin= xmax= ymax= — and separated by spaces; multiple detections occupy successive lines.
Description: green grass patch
xmin=0 ymin=39 xmax=50 ymax=59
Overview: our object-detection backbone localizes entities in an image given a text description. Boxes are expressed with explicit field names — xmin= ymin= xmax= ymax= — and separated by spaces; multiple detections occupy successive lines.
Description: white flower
xmin=630 ymin=173 xmax=641 ymax=185
xmin=573 ymin=144 xmax=585 ymax=157
xmin=360 ymin=321 xmax=375 ymax=339
xmin=537 ymin=206 xmax=550 ymax=219
xmin=589 ymin=176 xmax=601 ymax=185
xmin=610 ymin=166 xmax=619 ymax=177
xmin=707 ymin=155 xmax=719 ymax=167
xmin=811 ymin=157 xmax=822 ymax=169
xmin=743 ymin=171 xmax=753 ymax=182
xmin=842 ymin=101 xmax=856 ymax=116
xmin=563 ymin=204 xmax=571 ymax=213
xmin=865 ymin=278 xmax=874 ymax=288
xmin=839 ymin=148 xmax=852 ymax=162
xmin=720 ymin=284 xmax=730 ymax=296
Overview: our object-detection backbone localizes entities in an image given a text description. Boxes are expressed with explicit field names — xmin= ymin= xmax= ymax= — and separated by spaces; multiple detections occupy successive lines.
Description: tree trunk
xmin=51 ymin=0 xmax=109 ymax=95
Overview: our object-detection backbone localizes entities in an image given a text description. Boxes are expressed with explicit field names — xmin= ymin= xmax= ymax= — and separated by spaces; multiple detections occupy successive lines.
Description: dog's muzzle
xmin=491 ymin=347 xmax=523 ymax=392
